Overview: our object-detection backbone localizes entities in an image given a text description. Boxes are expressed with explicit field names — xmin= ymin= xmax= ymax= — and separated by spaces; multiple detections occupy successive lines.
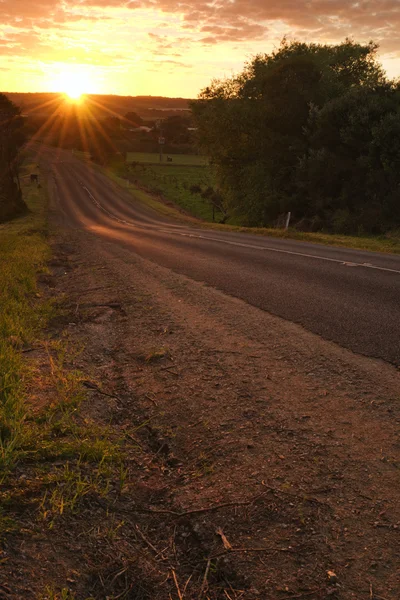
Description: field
xmin=127 ymin=162 xmax=225 ymax=222
xmin=126 ymin=151 xmax=208 ymax=166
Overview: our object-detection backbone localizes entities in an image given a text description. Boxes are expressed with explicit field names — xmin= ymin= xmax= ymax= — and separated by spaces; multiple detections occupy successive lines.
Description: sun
xmin=62 ymin=73 xmax=86 ymax=102
xmin=66 ymin=87 xmax=84 ymax=101
xmin=49 ymin=65 xmax=100 ymax=100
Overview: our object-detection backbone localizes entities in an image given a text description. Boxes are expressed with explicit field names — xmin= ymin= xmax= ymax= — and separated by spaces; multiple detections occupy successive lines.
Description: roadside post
xmin=285 ymin=211 xmax=291 ymax=231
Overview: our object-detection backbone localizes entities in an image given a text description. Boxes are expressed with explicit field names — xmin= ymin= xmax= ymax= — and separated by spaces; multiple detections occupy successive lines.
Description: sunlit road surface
xmin=39 ymin=146 xmax=400 ymax=366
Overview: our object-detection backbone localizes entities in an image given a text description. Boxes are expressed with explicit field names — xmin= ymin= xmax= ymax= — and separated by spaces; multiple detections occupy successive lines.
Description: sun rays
xmin=26 ymin=92 xmax=125 ymax=165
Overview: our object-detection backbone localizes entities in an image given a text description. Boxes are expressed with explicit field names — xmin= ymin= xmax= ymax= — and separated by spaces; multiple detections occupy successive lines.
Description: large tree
xmin=0 ymin=94 xmax=26 ymax=222
xmin=298 ymin=83 xmax=400 ymax=233
xmin=191 ymin=39 xmax=398 ymax=232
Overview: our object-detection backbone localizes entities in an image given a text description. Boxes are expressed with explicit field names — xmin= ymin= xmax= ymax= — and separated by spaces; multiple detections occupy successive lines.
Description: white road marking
xmin=79 ymin=181 xmax=400 ymax=276
xmin=156 ymin=230 xmax=400 ymax=275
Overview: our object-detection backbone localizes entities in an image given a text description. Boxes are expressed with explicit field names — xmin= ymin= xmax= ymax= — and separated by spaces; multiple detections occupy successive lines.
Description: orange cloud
xmin=0 ymin=0 xmax=399 ymax=96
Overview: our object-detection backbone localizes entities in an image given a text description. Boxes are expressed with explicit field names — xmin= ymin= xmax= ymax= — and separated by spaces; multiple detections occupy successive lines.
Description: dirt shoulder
xmin=3 ymin=194 xmax=400 ymax=599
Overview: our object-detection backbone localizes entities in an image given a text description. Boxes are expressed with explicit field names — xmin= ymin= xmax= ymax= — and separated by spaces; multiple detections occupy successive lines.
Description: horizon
xmin=3 ymin=91 xmax=194 ymax=100
xmin=1 ymin=0 xmax=400 ymax=98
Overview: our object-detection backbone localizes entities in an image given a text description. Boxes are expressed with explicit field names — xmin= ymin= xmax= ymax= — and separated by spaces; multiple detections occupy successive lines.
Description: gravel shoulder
xmin=4 ymin=192 xmax=400 ymax=599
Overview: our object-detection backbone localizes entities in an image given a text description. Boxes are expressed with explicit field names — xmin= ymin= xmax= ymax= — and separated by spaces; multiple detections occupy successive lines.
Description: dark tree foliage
xmin=125 ymin=111 xmax=143 ymax=126
xmin=191 ymin=39 xmax=400 ymax=233
xmin=299 ymin=84 xmax=400 ymax=233
xmin=0 ymin=94 xmax=27 ymax=222
xmin=161 ymin=115 xmax=192 ymax=144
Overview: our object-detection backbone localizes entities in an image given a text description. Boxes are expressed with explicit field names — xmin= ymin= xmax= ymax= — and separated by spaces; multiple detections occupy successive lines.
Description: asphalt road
xmin=39 ymin=147 xmax=400 ymax=366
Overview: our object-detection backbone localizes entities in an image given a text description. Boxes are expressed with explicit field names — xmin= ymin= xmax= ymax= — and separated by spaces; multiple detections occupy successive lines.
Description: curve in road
xmin=38 ymin=146 xmax=400 ymax=366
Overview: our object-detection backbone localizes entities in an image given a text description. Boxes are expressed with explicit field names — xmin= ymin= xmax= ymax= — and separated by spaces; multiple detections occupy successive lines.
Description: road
xmin=39 ymin=146 xmax=400 ymax=366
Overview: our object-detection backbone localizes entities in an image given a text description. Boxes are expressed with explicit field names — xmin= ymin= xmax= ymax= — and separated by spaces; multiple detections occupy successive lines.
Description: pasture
xmin=127 ymin=162 xmax=221 ymax=221
xmin=126 ymin=152 xmax=208 ymax=166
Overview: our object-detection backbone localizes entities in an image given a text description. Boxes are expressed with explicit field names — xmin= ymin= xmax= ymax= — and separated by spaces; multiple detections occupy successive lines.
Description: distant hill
xmin=4 ymin=92 xmax=193 ymax=120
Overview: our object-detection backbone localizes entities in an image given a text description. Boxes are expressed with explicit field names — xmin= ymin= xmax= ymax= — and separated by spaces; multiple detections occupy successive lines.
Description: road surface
xmin=39 ymin=147 xmax=400 ymax=366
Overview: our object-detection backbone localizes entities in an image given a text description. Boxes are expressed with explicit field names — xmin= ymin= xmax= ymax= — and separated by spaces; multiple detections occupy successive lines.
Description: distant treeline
xmin=6 ymin=92 xmax=191 ymax=120
xmin=24 ymin=99 xmax=198 ymax=163
xmin=192 ymin=40 xmax=400 ymax=235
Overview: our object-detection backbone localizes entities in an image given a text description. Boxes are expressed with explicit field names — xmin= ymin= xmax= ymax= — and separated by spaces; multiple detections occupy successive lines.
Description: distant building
xmin=128 ymin=126 xmax=152 ymax=133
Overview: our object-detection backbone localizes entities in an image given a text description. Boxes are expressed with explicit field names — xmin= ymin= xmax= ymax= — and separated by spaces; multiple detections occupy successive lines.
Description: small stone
xmin=327 ymin=570 xmax=338 ymax=584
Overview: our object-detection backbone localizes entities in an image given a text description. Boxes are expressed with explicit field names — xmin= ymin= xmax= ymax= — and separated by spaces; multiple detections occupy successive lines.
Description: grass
xmin=128 ymin=163 xmax=217 ymax=221
xmin=0 ymin=160 xmax=131 ymax=554
xmin=39 ymin=588 xmax=77 ymax=600
xmin=0 ymin=167 xmax=51 ymax=478
xmin=126 ymin=152 xmax=208 ymax=166
xmin=101 ymin=166 xmax=199 ymax=224
xmin=0 ymin=163 xmax=152 ymax=591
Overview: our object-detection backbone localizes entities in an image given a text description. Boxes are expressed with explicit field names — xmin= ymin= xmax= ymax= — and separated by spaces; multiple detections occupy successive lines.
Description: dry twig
xmin=126 ymin=496 xmax=261 ymax=518
xmin=171 ymin=569 xmax=183 ymax=600
xmin=182 ymin=574 xmax=193 ymax=596
xmin=199 ymin=558 xmax=211 ymax=599
xmin=82 ymin=380 xmax=121 ymax=401
xmin=135 ymin=525 xmax=167 ymax=561
xmin=216 ymin=527 xmax=232 ymax=550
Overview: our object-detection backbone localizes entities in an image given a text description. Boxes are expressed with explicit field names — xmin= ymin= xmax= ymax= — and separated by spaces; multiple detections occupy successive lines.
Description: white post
xmin=285 ymin=211 xmax=291 ymax=230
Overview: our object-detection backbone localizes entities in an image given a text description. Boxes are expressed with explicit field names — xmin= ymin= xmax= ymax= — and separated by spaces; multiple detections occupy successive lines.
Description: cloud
xmin=1 ymin=0 xmax=400 ymax=51
xmin=0 ymin=0 xmax=400 ymax=97
xmin=199 ymin=21 xmax=268 ymax=44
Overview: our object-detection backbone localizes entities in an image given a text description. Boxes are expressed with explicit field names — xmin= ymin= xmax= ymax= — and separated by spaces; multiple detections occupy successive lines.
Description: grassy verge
xmin=0 ymin=164 xmax=132 ymax=597
xmin=99 ymin=163 xmax=400 ymax=254
xmin=0 ymin=166 xmax=51 ymax=479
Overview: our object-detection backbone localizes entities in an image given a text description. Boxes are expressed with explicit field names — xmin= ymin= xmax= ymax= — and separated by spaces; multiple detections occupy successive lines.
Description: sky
xmin=0 ymin=0 xmax=400 ymax=98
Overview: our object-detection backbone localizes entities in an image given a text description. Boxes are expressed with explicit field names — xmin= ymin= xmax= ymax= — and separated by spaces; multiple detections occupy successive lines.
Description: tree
xmin=299 ymin=83 xmax=400 ymax=233
xmin=191 ymin=39 xmax=394 ymax=231
xmin=161 ymin=115 xmax=191 ymax=144
xmin=103 ymin=116 xmax=121 ymax=135
xmin=0 ymin=94 xmax=26 ymax=222
xmin=87 ymin=129 xmax=117 ymax=165
xmin=125 ymin=111 xmax=143 ymax=127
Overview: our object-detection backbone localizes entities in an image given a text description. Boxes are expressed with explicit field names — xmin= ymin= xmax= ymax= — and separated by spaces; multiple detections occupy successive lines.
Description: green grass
xmin=0 ymin=168 xmax=51 ymax=477
xmin=0 ymin=163 xmax=127 ymax=529
xmin=126 ymin=152 xmax=208 ymax=166
xmin=128 ymin=163 xmax=218 ymax=221
xmin=39 ymin=587 xmax=77 ymax=600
